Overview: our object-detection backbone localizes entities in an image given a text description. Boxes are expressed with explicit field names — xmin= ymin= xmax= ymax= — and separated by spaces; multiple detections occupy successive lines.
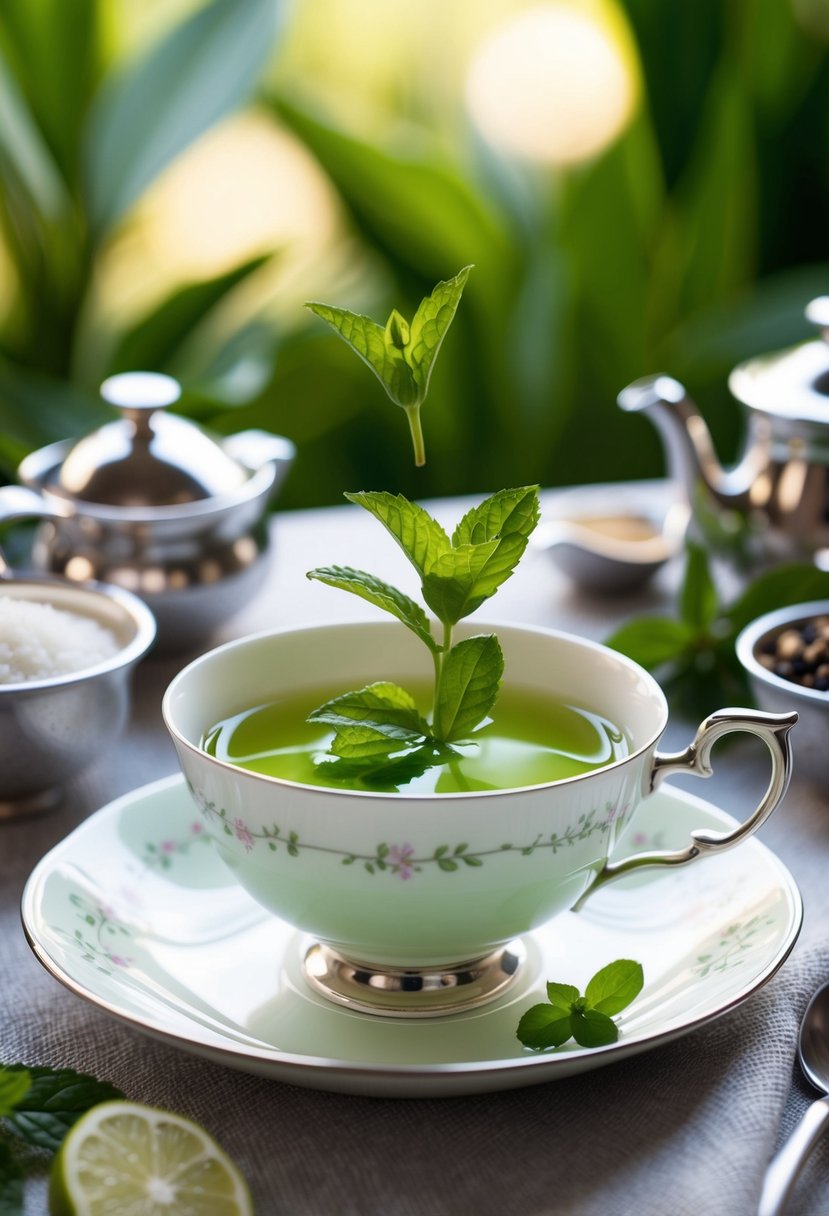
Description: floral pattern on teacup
xmin=186 ymin=783 xmax=628 ymax=880
xmin=66 ymin=893 xmax=134 ymax=975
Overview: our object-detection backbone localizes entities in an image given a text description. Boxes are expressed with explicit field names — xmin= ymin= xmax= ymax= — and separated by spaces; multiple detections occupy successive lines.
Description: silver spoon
xmin=759 ymin=981 xmax=829 ymax=1215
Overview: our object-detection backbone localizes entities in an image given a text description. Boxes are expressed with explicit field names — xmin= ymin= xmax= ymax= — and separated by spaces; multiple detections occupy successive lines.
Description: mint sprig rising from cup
xmin=307 ymin=486 xmax=541 ymax=784
xmin=517 ymin=960 xmax=644 ymax=1049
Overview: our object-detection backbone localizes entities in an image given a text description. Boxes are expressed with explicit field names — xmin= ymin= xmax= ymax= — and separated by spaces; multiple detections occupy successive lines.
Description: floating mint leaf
xmin=517 ymin=960 xmax=644 ymax=1051
xmin=306 ymin=266 xmax=471 ymax=465
xmin=584 ymin=959 xmax=644 ymax=1016
xmin=304 ymin=303 xmax=419 ymax=408
xmin=308 ymin=682 xmax=430 ymax=741
xmin=344 ymin=491 xmax=451 ymax=579
xmin=306 ymin=566 xmax=438 ymax=652
xmin=433 ymin=635 xmax=503 ymax=743
xmin=316 ymin=744 xmax=448 ymax=789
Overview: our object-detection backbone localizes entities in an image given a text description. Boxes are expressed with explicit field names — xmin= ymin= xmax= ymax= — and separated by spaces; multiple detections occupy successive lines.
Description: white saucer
xmin=21 ymin=774 xmax=802 ymax=1098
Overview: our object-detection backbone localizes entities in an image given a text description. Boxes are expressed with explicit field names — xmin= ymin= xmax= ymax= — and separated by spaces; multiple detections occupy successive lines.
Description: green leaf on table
xmin=584 ymin=959 xmax=644 ymax=1016
xmin=0 ymin=1069 xmax=30 ymax=1119
xmin=0 ymin=1140 xmax=23 ymax=1216
xmin=679 ymin=540 xmax=719 ymax=630
xmin=517 ymin=960 xmax=643 ymax=1051
xmin=724 ymin=563 xmax=829 ymax=635
xmin=422 ymin=533 xmax=528 ymax=624
xmin=570 ymin=1008 xmax=619 ymax=1048
xmin=309 ymin=682 xmax=431 ymax=744
xmin=2 ymin=1065 xmax=123 ymax=1151
xmin=433 ymin=635 xmax=503 ymax=742
xmin=452 ymin=485 xmax=540 ymax=547
xmin=306 ymin=566 xmax=438 ymax=652
xmin=515 ymin=1005 xmax=574 ymax=1050
xmin=605 ymin=616 xmax=693 ymax=670
xmin=344 ymin=491 xmax=451 ymax=578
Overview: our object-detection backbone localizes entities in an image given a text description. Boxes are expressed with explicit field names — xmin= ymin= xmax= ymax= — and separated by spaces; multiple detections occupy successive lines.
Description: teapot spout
xmin=617 ymin=375 xmax=755 ymax=510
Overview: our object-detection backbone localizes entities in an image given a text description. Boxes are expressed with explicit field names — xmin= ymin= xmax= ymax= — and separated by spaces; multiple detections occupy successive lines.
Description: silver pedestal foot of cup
xmin=302 ymin=940 xmax=526 ymax=1018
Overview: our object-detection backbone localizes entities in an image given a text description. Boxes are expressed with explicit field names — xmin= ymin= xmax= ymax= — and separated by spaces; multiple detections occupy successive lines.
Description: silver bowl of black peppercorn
xmin=737 ymin=600 xmax=829 ymax=787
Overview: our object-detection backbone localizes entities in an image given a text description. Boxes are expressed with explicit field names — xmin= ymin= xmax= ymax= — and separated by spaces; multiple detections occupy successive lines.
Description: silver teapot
xmin=0 ymin=372 xmax=295 ymax=650
xmin=617 ymin=297 xmax=829 ymax=569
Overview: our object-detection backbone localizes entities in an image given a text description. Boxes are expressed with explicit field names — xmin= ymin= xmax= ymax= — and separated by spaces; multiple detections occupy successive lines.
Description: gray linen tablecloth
xmin=3 ymin=485 xmax=829 ymax=1216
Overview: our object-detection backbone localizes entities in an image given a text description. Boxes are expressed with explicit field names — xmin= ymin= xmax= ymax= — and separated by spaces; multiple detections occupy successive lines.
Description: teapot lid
xmin=729 ymin=298 xmax=829 ymax=425
xmin=57 ymin=372 xmax=248 ymax=506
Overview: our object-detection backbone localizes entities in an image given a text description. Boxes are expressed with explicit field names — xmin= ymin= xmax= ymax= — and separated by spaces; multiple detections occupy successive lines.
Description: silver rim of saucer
xmin=302 ymin=939 xmax=526 ymax=1018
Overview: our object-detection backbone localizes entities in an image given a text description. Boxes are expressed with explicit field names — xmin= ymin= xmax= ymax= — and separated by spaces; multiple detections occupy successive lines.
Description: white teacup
xmin=162 ymin=620 xmax=796 ymax=1017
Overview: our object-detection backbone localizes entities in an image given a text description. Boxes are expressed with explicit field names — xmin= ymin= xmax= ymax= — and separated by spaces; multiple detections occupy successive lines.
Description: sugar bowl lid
xmin=57 ymin=372 xmax=248 ymax=506
xmin=728 ymin=298 xmax=829 ymax=425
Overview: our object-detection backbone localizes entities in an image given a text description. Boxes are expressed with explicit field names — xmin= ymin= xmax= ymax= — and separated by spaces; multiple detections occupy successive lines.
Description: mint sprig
xmin=606 ymin=540 xmax=829 ymax=720
xmin=517 ymin=960 xmax=644 ymax=1050
xmin=0 ymin=1063 xmax=124 ymax=1216
xmin=305 ymin=265 xmax=472 ymax=466
xmin=307 ymin=485 xmax=539 ymax=785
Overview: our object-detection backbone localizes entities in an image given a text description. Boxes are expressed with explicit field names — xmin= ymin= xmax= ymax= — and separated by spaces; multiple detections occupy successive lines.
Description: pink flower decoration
xmin=160 ymin=839 xmax=177 ymax=854
xmin=108 ymin=954 xmax=132 ymax=968
xmin=388 ymin=843 xmax=415 ymax=880
xmin=191 ymin=821 xmax=204 ymax=835
xmin=605 ymin=799 xmax=629 ymax=825
xmin=233 ymin=818 xmax=254 ymax=852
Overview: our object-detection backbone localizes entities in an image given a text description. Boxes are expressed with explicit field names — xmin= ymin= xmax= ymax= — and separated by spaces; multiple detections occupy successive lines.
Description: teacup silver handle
xmin=578 ymin=708 xmax=797 ymax=904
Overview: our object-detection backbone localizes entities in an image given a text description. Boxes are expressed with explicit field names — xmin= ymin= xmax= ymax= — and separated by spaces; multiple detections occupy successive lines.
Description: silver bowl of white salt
xmin=0 ymin=578 xmax=155 ymax=815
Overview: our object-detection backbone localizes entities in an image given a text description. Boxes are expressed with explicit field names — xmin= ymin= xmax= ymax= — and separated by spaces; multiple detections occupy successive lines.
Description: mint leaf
xmin=584 ymin=959 xmax=644 ymax=1016
xmin=2 ymin=1066 xmax=123 ymax=1151
xmin=345 ymin=491 xmax=451 ymax=578
xmin=516 ymin=1004 xmax=574 ymax=1049
xmin=679 ymin=540 xmax=719 ymax=630
xmin=0 ymin=1142 xmax=23 ymax=1216
xmin=422 ymin=532 xmax=527 ymax=623
xmin=452 ymin=486 xmax=540 ymax=547
xmin=406 ymin=265 xmax=472 ymax=401
xmin=327 ymin=725 xmax=403 ymax=759
xmin=724 ymin=563 xmax=829 ymax=635
xmin=315 ymin=744 xmax=447 ymax=789
xmin=545 ymin=982 xmax=580 ymax=1011
xmin=309 ymin=683 xmax=430 ymax=742
xmin=605 ymin=616 xmax=693 ymax=669
xmin=304 ymin=303 xmax=419 ymax=407
xmin=0 ymin=1068 xmax=30 ymax=1118
xmin=433 ymin=635 xmax=503 ymax=742
xmin=571 ymin=1008 xmax=619 ymax=1048
xmin=306 ymin=566 xmax=438 ymax=652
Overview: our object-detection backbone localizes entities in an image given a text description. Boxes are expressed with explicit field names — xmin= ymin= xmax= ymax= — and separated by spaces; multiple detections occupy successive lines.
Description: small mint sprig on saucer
xmin=517 ymin=960 xmax=644 ymax=1050
xmin=305 ymin=265 xmax=472 ymax=466
xmin=306 ymin=485 xmax=540 ymax=785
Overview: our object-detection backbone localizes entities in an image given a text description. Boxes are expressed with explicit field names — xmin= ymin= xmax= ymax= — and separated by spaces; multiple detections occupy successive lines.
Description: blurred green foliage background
xmin=1 ymin=0 xmax=828 ymax=508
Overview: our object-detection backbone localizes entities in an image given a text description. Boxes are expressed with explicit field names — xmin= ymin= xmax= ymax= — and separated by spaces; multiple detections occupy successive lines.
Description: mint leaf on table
xmin=306 ymin=265 xmax=472 ymax=465
xmin=517 ymin=961 xmax=644 ymax=1051
xmin=432 ymin=635 xmax=503 ymax=743
xmin=606 ymin=539 xmax=829 ymax=719
xmin=0 ymin=1071 xmax=30 ymax=1120
xmin=1 ymin=1065 xmax=123 ymax=1151
xmin=0 ymin=1141 xmax=24 ymax=1216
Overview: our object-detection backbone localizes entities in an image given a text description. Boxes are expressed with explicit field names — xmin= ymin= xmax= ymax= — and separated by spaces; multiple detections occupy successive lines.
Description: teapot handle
xmin=574 ymin=707 xmax=797 ymax=907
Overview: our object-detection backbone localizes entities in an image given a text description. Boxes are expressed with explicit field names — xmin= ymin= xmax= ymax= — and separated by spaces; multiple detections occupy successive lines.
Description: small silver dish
xmin=536 ymin=498 xmax=688 ymax=593
xmin=736 ymin=599 xmax=829 ymax=788
xmin=0 ymin=577 xmax=155 ymax=816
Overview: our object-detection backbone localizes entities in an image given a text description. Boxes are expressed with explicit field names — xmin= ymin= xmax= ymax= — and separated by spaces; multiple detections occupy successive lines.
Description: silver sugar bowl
xmin=0 ymin=372 xmax=295 ymax=650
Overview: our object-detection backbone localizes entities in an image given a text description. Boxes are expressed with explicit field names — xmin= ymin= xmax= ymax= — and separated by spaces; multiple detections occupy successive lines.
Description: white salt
xmin=0 ymin=596 xmax=119 ymax=683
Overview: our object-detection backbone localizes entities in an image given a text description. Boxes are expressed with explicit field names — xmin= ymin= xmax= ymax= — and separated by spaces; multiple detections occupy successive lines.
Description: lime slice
xmin=49 ymin=1099 xmax=253 ymax=1215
